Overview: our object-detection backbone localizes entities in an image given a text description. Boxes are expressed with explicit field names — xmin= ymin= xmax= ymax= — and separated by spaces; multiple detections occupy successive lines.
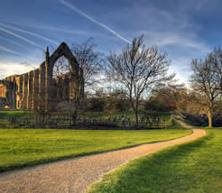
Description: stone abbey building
xmin=0 ymin=42 xmax=84 ymax=111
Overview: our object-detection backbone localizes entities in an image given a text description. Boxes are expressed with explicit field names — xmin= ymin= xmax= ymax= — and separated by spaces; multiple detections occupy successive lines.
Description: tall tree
xmin=190 ymin=57 xmax=220 ymax=127
xmin=107 ymin=36 xmax=174 ymax=127
xmin=208 ymin=48 xmax=222 ymax=92
xmin=72 ymin=38 xmax=102 ymax=90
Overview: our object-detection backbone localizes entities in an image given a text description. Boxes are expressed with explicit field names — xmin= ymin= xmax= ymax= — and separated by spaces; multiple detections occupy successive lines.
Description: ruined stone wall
xmin=1 ymin=42 xmax=84 ymax=111
xmin=0 ymin=84 xmax=6 ymax=98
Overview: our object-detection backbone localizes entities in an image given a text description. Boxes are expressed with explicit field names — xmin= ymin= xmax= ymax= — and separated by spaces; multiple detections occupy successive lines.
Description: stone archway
xmin=43 ymin=42 xmax=84 ymax=111
xmin=50 ymin=56 xmax=73 ymax=111
xmin=0 ymin=42 xmax=84 ymax=111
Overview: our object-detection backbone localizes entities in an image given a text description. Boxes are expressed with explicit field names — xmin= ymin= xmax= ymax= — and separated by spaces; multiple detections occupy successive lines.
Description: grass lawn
xmin=88 ymin=129 xmax=222 ymax=193
xmin=0 ymin=128 xmax=190 ymax=172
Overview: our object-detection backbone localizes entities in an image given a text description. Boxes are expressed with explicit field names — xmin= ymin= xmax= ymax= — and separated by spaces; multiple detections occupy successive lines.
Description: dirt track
xmin=0 ymin=129 xmax=206 ymax=193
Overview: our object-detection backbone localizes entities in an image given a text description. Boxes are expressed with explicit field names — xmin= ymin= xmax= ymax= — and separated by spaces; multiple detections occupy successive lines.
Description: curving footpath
xmin=0 ymin=129 xmax=206 ymax=193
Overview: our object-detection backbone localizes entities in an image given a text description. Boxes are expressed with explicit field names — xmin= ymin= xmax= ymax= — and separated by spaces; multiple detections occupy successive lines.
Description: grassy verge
xmin=0 ymin=128 xmax=190 ymax=172
xmin=88 ymin=129 xmax=222 ymax=193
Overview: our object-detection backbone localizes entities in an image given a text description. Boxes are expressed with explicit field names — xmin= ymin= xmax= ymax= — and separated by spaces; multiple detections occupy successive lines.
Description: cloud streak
xmin=0 ymin=35 xmax=29 ymax=51
xmin=0 ymin=45 xmax=21 ymax=56
xmin=58 ymin=0 xmax=130 ymax=44
xmin=0 ymin=26 xmax=42 ymax=49
xmin=141 ymin=31 xmax=210 ymax=52
xmin=0 ymin=22 xmax=58 ymax=45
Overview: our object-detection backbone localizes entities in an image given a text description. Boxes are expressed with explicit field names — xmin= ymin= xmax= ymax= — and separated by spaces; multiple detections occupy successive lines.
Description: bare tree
xmin=190 ymin=57 xmax=220 ymax=128
xmin=208 ymin=48 xmax=222 ymax=92
xmin=107 ymin=36 xmax=174 ymax=127
xmin=72 ymin=38 xmax=102 ymax=90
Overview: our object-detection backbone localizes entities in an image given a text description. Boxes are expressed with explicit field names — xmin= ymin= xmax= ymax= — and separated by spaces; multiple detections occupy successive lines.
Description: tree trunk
xmin=207 ymin=110 xmax=213 ymax=128
xmin=129 ymin=97 xmax=139 ymax=129
xmin=135 ymin=109 xmax=139 ymax=128
xmin=134 ymin=99 xmax=140 ymax=129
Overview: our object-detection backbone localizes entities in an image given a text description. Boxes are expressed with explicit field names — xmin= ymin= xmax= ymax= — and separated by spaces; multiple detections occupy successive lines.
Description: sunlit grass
xmin=0 ymin=128 xmax=190 ymax=172
xmin=89 ymin=130 xmax=222 ymax=193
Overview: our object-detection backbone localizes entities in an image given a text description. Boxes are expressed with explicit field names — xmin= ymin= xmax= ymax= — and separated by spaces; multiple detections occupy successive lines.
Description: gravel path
xmin=0 ymin=129 xmax=206 ymax=193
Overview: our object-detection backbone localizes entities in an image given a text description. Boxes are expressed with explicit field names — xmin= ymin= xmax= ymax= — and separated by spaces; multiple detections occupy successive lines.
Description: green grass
xmin=0 ymin=110 xmax=29 ymax=118
xmin=0 ymin=128 xmax=190 ymax=172
xmin=88 ymin=129 xmax=222 ymax=193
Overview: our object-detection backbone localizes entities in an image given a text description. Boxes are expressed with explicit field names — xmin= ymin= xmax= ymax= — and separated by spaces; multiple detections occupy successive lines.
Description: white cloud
xmin=169 ymin=58 xmax=192 ymax=85
xmin=143 ymin=31 xmax=210 ymax=52
xmin=0 ymin=62 xmax=37 ymax=79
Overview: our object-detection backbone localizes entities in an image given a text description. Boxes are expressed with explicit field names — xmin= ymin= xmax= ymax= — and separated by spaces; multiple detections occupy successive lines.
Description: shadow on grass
xmin=88 ymin=132 xmax=211 ymax=193
xmin=0 ymin=130 xmax=193 ymax=174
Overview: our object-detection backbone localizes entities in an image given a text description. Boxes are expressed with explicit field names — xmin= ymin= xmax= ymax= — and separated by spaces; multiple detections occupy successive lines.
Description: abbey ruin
xmin=0 ymin=42 xmax=84 ymax=111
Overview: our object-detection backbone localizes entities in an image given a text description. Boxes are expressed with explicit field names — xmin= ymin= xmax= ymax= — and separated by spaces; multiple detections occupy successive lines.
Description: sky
xmin=0 ymin=0 xmax=222 ymax=83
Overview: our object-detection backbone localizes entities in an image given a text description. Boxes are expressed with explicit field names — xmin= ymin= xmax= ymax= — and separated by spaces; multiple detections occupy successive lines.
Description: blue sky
xmin=0 ymin=0 xmax=221 ymax=83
